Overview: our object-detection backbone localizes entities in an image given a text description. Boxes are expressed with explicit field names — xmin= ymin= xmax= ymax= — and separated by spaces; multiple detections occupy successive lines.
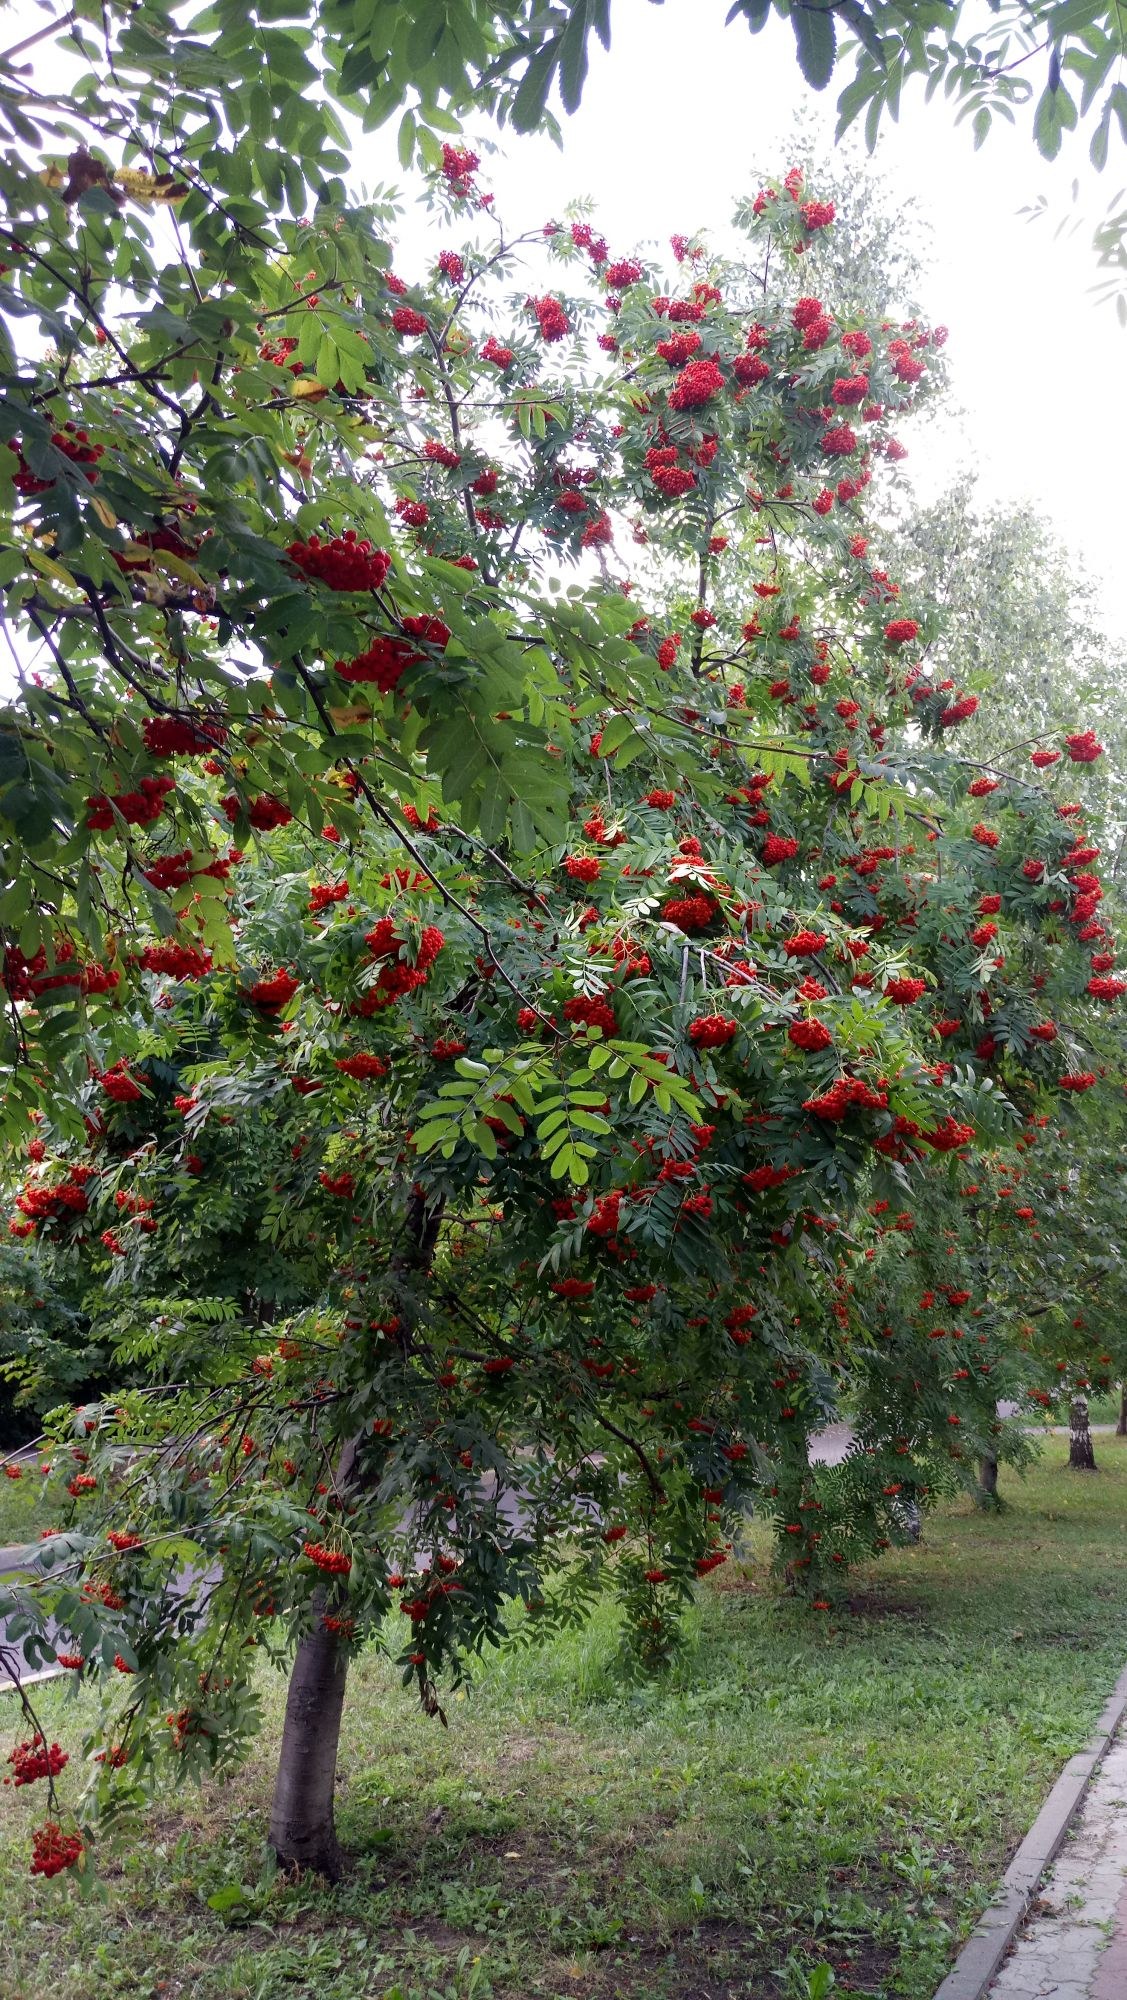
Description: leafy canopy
xmin=0 ymin=141 xmax=1122 ymax=1878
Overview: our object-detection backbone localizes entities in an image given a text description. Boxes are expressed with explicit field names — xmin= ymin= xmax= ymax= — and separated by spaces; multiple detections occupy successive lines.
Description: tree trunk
xmin=977 ymin=1452 xmax=1000 ymax=1506
xmin=1069 ymin=1394 xmax=1098 ymax=1472
xmin=269 ymin=1612 xmax=350 ymax=1876
xmin=269 ymin=1429 xmax=363 ymax=1876
xmin=1117 ymin=1384 xmax=1127 ymax=1437
xmin=267 ymin=1192 xmax=442 ymax=1875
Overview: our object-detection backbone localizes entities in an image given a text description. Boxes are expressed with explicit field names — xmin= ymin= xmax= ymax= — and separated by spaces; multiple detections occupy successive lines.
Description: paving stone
xmin=1038 ymin=1985 xmax=1103 ymax=2000
xmin=1090 ymin=1874 xmax=1127 ymax=2000
xmin=986 ymin=1718 xmax=1127 ymax=2000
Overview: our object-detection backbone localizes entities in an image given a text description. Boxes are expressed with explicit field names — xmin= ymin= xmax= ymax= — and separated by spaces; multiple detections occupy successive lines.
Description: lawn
xmin=3 ymin=1436 xmax=1127 ymax=2000
xmin=0 ymin=1464 xmax=55 ymax=1549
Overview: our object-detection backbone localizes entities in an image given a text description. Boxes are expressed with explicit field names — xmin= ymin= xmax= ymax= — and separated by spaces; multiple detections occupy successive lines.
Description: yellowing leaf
xmin=327 ymin=702 xmax=374 ymax=726
xmin=90 ymin=495 xmax=117 ymax=531
xmin=289 ymin=377 xmax=329 ymax=401
xmin=112 ymin=167 xmax=188 ymax=205
xmin=25 ymin=544 xmax=80 ymax=591
xmin=151 ymin=550 xmax=206 ymax=588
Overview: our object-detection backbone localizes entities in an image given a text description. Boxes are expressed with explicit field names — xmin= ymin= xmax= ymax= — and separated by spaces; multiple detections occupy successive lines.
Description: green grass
xmin=1078 ymin=1391 xmax=1123 ymax=1427
xmin=0 ymin=1465 xmax=54 ymax=1548
xmin=4 ymin=1438 xmax=1127 ymax=2000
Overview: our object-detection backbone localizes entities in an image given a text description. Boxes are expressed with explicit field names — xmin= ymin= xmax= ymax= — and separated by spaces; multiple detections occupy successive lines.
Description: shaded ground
xmin=3 ymin=1440 xmax=1127 ymax=2000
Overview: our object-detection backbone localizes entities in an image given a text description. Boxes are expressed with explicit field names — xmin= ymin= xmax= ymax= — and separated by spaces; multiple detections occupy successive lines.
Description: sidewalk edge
xmin=932 ymin=1662 xmax=1127 ymax=2000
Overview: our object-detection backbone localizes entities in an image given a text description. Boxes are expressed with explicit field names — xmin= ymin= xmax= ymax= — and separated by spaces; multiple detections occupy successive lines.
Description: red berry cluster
xmin=884 ymin=976 xmax=927 ymax=1004
xmin=688 ymin=1013 xmax=737 ymax=1049
xmin=334 ymin=1052 xmax=389 ymax=1080
xmin=562 ymin=994 xmax=616 ymax=1036
xmin=287 ymin=533 xmax=391 ymax=592
xmin=100 ymin=1064 xmax=143 ymax=1103
xmin=526 ymin=295 xmax=570 ymax=342
xmin=481 ymin=335 xmax=514 ymax=369
xmin=803 ymin=1076 xmax=889 ymax=1121
xmin=138 ymin=942 xmax=212 ymax=980
xmin=30 ymin=1823 xmax=83 ymax=1877
xmin=142 ymin=714 xmax=225 ymax=757
xmin=667 ymin=358 xmax=726 ymax=411
xmin=789 ymin=1019 xmax=833 ymax=1052
xmin=220 ymin=791 xmax=293 ymax=831
xmin=6 ymin=1736 xmax=68 ymax=1787
xmin=563 ymin=854 xmax=601 ymax=883
xmin=661 ymin=893 xmax=718 ymax=933
xmin=551 ymin=1277 xmax=596 ymax=1301
xmin=303 ymin=1541 xmax=352 ymax=1574
xmin=245 ymin=968 xmax=300 ymax=1011
xmin=86 ymin=774 xmax=174 ymax=830
xmin=391 ymin=306 xmax=429 ymax=336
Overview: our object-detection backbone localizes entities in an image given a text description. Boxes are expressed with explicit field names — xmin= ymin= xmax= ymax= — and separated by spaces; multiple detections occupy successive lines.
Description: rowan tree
xmin=0 ymin=155 xmax=1119 ymax=1883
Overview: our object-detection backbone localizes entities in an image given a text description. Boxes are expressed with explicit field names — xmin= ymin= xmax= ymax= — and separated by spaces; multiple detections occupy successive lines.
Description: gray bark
xmin=269 ymin=1610 xmax=350 ymax=1876
xmin=977 ymin=1452 xmax=1000 ymax=1505
xmin=1117 ymin=1384 xmax=1127 ymax=1438
xmin=1069 ymin=1394 xmax=1098 ymax=1471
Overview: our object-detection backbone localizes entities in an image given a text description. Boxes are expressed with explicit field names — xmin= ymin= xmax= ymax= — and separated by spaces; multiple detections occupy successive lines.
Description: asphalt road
xmin=0 ymin=1537 xmax=67 ymax=1687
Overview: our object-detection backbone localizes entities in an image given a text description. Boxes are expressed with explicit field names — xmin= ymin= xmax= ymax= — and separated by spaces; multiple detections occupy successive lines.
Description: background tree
xmin=0 ymin=1238 xmax=100 ymax=1440
xmin=885 ymin=482 xmax=1127 ymax=869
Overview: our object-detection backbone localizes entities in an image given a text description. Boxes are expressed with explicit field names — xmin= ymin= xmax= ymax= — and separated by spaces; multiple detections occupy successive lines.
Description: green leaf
xmin=1033 ymin=78 xmax=1078 ymax=160
xmin=558 ymin=1 xmax=594 ymax=115
xmin=471 ymin=1119 xmax=498 ymax=1160
xmin=315 ymin=333 xmax=338 ymax=388
xmin=593 ymin=712 xmax=634 ymax=756
xmin=834 ymin=0 xmax=885 ymax=65
xmin=416 ymin=124 xmax=443 ymax=170
xmin=792 ymin=1 xmax=837 ymax=91
xmin=610 ymin=727 xmax=646 ymax=769
xmin=207 ymin=1884 xmax=247 ymax=1914
xmin=727 ymin=0 xmax=772 ymax=31
xmin=488 ymin=1097 xmax=524 ymax=1137
xmin=510 ymin=42 xmax=559 ymax=132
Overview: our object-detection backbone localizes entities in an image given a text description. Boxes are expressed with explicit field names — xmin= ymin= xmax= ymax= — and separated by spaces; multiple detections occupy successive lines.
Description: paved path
xmin=808 ymin=1420 xmax=855 ymax=1466
xmin=0 ymin=1539 xmax=67 ymax=1686
xmin=988 ymin=1723 xmax=1127 ymax=2000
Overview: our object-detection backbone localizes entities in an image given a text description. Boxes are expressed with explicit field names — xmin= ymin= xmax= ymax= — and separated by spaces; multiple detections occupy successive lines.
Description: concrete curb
xmin=933 ymin=1661 xmax=1127 ymax=2000
xmin=0 ymin=1665 xmax=62 ymax=1691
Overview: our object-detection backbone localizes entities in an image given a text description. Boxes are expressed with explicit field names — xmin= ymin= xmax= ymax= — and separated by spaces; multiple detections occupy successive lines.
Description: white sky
xmin=366 ymin=5 xmax=1127 ymax=643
